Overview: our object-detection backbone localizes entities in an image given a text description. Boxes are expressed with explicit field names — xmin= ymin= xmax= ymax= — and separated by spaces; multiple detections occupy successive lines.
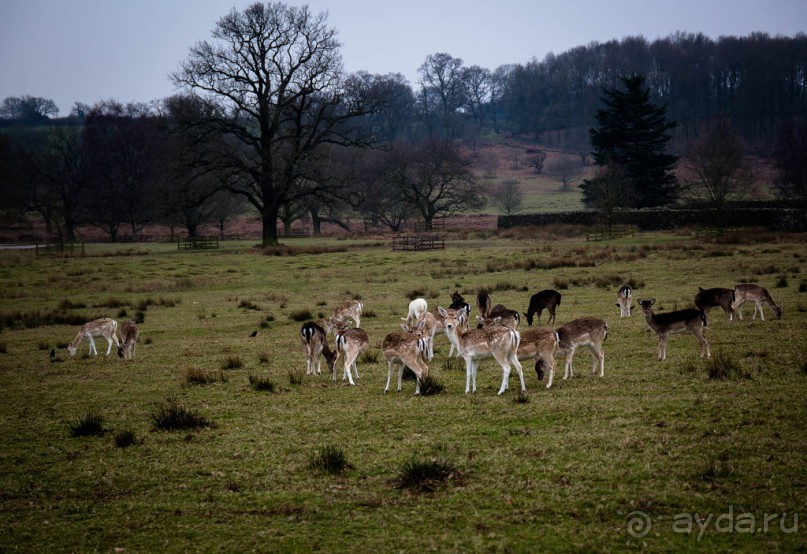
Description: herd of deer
xmin=300 ymin=282 xmax=783 ymax=395
xmin=63 ymin=281 xmax=782 ymax=396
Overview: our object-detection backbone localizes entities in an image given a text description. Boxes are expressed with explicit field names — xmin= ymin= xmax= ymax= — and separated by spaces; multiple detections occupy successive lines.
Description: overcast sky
xmin=1 ymin=0 xmax=804 ymax=116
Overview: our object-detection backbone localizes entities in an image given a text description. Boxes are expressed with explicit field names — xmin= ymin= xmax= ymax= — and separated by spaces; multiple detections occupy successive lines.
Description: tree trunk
xmin=310 ymin=207 xmax=322 ymax=236
xmin=261 ymin=209 xmax=280 ymax=247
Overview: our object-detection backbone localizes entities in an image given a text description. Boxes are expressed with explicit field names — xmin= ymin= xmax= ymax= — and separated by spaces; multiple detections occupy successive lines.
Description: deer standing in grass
xmin=524 ymin=289 xmax=562 ymax=325
xmin=554 ymin=317 xmax=608 ymax=381
xmin=617 ymin=285 xmax=633 ymax=317
xmin=477 ymin=304 xmax=520 ymax=330
xmin=405 ymin=298 xmax=428 ymax=327
xmin=438 ymin=307 xmax=525 ymax=395
xmin=67 ymin=318 xmax=120 ymax=357
xmin=694 ymin=287 xmax=736 ymax=321
xmin=330 ymin=319 xmax=369 ymax=385
xmin=516 ymin=328 xmax=559 ymax=388
xmin=383 ymin=322 xmax=429 ymax=394
xmin=476 ymin=291 xmax=492 ymax=318
xmin=638 ymin=299 xmax=710 ymax=361
xmin=117 ymin=320 xmax=139 ymax=360
xmin=732 ymin=284 xmax=782 ymax=321
xmin=332 ymin=300 xmax=363 ymax=328
xmin=300 ymin=321 xmax=336 ymax=376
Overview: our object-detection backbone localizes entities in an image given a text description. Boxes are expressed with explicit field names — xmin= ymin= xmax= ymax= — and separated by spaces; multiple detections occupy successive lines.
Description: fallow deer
xmin=638 ymin=299 xmax=710 ymax=361
xmin=516 ymin=328 xmax=559 ymax=388
xmin=555 ymin=317 xmax=608 ymax=380
xmin=405 ymin=298 xmax=428 ymax=327
xmin=693 ymin=287 xmax=736 ymax=321
xmin=117 ymin=320 xmax=139 ymax=360
xmin=331 ymin=320 xmax=369 ymax=385
xmin=524 ymin=289 xmax=562 ymax=325
xmin=476 ymin=304 xmax=520 ymax=330
xmin=332 ymin=300 xmax=363 ymax=328
xmin=300 ymin=321 xmax=336 ymax=376
xmin=438 ymin=307 xmax=525 ymax=395
xmin=733 ymin=284 xmax=782 ymax=321
xmin=382 ymin=323 xmax=429 ymax=394
xmin=67 ymin=318 xmax=120 ymax=357
xmin=617 ymin=285 xmax=633 ymax=317
xmin=476 ymin=291 xmax=492 ymax=318
xmin=449 ymin=290 xmax=471 ymax=316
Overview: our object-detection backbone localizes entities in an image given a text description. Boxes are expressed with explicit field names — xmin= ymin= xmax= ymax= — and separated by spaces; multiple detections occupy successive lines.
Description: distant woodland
xmin=1 ymin=15 xmax=805 ymax=243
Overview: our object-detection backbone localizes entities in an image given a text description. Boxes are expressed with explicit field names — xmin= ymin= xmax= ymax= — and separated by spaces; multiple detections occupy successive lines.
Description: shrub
xmin=418 ymin=375 xmax=445 ymax=396
xmin=150 ymin=398 xmax=209 ymax=430
xmin=310 ymin=444 xmax=351 ymax=475
xmin=288 ymin=370 xmax=303 ymax=386
xmin=775 ymin=276 xmax=788 ymax=288
xmin=707 ymin=350 xmax=752 ymax=380
xmin=799 ymin=281 xmax=807 ymax=293
xmin=184 ymin=366 xmax=226 ymax=386
xmin=248 ymin=373 xmax=276 ymax=392
xmin=552 ymin=278 xmax=569 ymax=290
xmin=258 ymin=353 xmax=269 ymax=364
xmin=114 ymin=429 xmax=141 ymax=448
xmin=513 ymin=390 xmax=530 ymax=404
xmin=69 ymin=410 xmax=106 ymax=437
xmin=359 ymin=351 xmax=379 ymax=364
xmin=289 ymin=309 xmax=313 ymax=322
xmin=221 ymin=355 xmax=243 ymax=370
xmin=397 ymin=455 xmax=461 ymax=492
xmin=238 ymin=299 xmax=261 ymax=310
xmin=0 ymin=343 xmax=6 ymax=354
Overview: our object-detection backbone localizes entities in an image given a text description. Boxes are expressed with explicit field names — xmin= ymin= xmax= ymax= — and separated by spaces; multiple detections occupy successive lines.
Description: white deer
xmin=67 ymin=318 xmax=120 ymax=357
xmin=555 ymin=317 xmax=608 ymax=381
xmin=382 ymin=323 xmax=429 ymax=394
xmin=638 ymin=299 xmax=710 ymax=360
xmin=300 ymin=321 xmax=336 ymax=375
xmin=732 ymin=284 xmax=782 ymax=321
xmin=332 ymin=300 xmax=363 ymax=328
xmin=405 ymin=298 xmax=427 ymax=327
xmin=617 ymin=285 xmax=632 ymax=317
xmin=330 ymin=319 xmax=369 ymax=385
xmin=117 ymin=320 xmax=140 ymax=360
xmin=517 ymin=328 xmax=559 ymax=388
xmin=438 ymin=307 xmax=525 ymax=395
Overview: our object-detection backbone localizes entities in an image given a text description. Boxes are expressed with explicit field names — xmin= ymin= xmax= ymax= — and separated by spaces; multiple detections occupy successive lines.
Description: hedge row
xmin=497 ymin=208 xmax=807 ymax=232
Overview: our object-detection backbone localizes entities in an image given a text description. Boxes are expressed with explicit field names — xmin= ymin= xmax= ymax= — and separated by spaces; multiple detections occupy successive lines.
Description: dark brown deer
xmin=300 ymin=321 xmax=336 ymax=376
xmin=693 ymin=287 xmax=736 ymax=321
xmin=524 ymin=289 xmax=562 ymax=325
xmin=638 ymin=299 xmax=710 ymax=361
xmin=476 ymin=291 xmax=492 ymax=318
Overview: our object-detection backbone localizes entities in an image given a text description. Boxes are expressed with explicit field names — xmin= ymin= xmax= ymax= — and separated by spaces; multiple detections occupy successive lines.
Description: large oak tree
xmin=172 ymin=2 xmax=376 ymax=247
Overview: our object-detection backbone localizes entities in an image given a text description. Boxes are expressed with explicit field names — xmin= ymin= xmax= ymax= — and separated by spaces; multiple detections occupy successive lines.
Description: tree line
xmin=1 ymin=2 xmax=805 ymax=245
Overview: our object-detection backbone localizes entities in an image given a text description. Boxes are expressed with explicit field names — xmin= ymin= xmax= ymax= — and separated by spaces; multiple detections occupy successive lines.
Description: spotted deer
xmin=67 ymin=318 xmax=120 ymax=357
xmin=300 ymin=321 xmax=336 ymax=376
xmin=117 ymin=320 xmax=139 ymax=360
xmin=438 ymin=307 xmax=525 ymax=395
xmin=382 ymin=323 xmax=429 ymax=394
xmin=516 ymin=328 xmax=559 ymax=388
xmin=694 ymin=287 xmax=736 ymax=321
xmin=638 ymin=299 xmax=710 ymax=360
xmin=617 ymin=285 xmax=633 ymax=317
xmin=332 ymin=300 xmax=363 ymax=328
xmin=477 ymin=304 xmax=520 ymax=330
xmin=732 ymin=284 xmax=782 ymax=321
xmin=555 ymin=317 xmax=608 ymax=380
xmin=331 ymin=319 xmax=369 ymax=385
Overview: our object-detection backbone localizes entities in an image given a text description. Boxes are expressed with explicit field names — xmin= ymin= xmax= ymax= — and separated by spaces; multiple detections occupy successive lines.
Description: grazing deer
xmin=476 ymin=291 xmax=492 ymax=318
xmin=117 ymin=320 xmax=140 ymax=360
xmin=331 ymin=320 xmax=369 ymax=385
xmin=438 ymin=307 xmax=525 ymax=395
xmin=732 ymin=284 xmax=782 ymax=321
xmin=517 ymin=328 xmax=559 ymax=388
xmin=694 ymin=287 xmax=736 ymax=321
xmin=405 ymin=298 xmax=428 ymax=327
xmin=524 ymin=289 xmax=562 ymax=325
xmin=555 ymin=317 xmax=608 ymax=381
xmin=300 ymin=321 xmax=336 ymax=376
xmin=617 ymin=285 xmax=633 ymax=317
xmin=638 ymin=299 xmax=710 ymax=360
xmin=67 ymin=318 xmax=120 ymax=357
xmin=382 ymin=323 xmax=429 ymax=394
xmin=449 ymin=290 xmax=471 ymax=316
xmin=476 ymin=304 xmax=520 ymax=330
xmin=332 ymin=300 xmax=363 ymax=328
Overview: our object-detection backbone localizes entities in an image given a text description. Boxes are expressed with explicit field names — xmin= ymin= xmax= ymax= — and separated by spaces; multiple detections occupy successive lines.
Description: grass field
xmin=0 ymin=229 xmax=805 ymax=552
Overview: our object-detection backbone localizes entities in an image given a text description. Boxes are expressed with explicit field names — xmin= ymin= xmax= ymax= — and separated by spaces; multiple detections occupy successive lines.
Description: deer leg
xmin=88 ymin=337 xmax=97 ymax=356
xmin=384 ymin=361 xmax=394 ymax=393
xmin=592 ymin=344 xmax=605 ymax=377
xmin=494 ymin=352 xmax=511 ymax=395
xmin=563 ymin=346 xmax=578 ymax=380
xmin=545 ymin=354 xmax=555 ymax=388
xmin=464 ymin=356 xmax=473 ymax=394
xmin=508 ymin=351 xmax=526 ymax=393
xmin=658 ymin=334 xmax=668 ymax=361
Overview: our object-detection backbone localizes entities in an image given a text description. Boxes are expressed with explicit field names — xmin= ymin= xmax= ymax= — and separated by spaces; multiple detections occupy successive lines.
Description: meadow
xmin=0 ymin=228 xmax=805 ymax=552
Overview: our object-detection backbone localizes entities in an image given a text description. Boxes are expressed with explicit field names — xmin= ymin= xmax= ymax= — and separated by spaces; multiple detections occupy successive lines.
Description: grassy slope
xmin=0 ymin=233 xmax=805 ymax=552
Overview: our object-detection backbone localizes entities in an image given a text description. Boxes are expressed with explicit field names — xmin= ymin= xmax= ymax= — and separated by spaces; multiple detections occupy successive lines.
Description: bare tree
xmin=0 ymin=95 xmax=59 ymax=121
xmin=545 ymin=154 xmax=583 ymax=191
xmin=462 ymin=65 xmax=491 ymax=130
xmin=385 ymin=138 xmax=485 ymax=230
xmin=171 ymin=2 xmax=377 ymax=247
xmin=528 ymin=150 xmax=547 ymax=174
xmin=773 ymin=120 xmax=807 ymax=198
xmin=489 ymin=179 xmax=524 ymax=215
xmin=682 ymin=119 xmax=753 ymax=209
xmin=580 ymin=165 xmax=635 ymax=227
xmin=417 ymin=53 xmax=466 ymax=138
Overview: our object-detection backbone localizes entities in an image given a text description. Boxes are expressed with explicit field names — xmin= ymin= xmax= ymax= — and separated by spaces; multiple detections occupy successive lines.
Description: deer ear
xmin=650 ymin=299 xmax=656 ymax=305
xmin=437 ymin=307 xmax=447 ymax=317
xmin=400 ymin=323 xmax=409 ymax=332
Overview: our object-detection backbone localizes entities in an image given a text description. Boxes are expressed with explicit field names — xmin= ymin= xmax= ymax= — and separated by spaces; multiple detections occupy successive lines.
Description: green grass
xmin=0 ymin=233 xmax=805 ymax=551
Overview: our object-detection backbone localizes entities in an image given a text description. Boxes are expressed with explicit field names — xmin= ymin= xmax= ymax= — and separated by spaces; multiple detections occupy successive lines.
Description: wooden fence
xmin=391 ymin=235 xmax=445 ymax=251
xmin=35 ymin=242 xmax=85 ymax=256
xmin=177 ymin=237 xmax=220 ymax=250
xmin=585 ymin=226 xmax=637 ymax=242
